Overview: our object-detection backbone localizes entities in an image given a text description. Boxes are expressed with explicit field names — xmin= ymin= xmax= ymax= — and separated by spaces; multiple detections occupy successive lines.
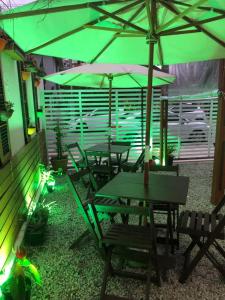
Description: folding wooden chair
xmin=150 ymin=165 xmax=180 ymax=252
xmin=177 ymin=195 xmax=225 ymax=283
xmin=121 ymin=149 xmax=145 ymax=172
xmin=65 ymin=142 xmax=88 ymax=172
xmin=85 ymin=149 xmax=115 ymax=183
xmin=110 ymin=141 xmax=131 ymax=166
xmin=88 ymin=201 xmax=161 ymax=300
xmin=67 ymin=170 xmax=125 ymax=250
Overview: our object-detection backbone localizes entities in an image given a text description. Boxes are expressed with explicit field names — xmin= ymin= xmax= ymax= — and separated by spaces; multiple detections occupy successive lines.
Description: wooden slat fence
xmin=0 ymin=131 xmax=47 ymax=271
xmin=42 ymin=89 xmax=217 ymax=166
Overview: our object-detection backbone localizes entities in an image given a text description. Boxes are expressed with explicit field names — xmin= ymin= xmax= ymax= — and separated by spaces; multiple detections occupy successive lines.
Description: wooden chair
xmin=177 ymin=195 xmax=225 ymax=283
xmin=67 ymin=170 xmax=125 ymax=250
xmin=88 ymin=201 xmax=161 ymax=300
xmin=110 ymin=141 xmax=131 ymax=166
xmin=121 ymin=149 xmax=145 ymax=172
xmin=149 ymin=164 xmax=180 ymax=252
xmin=65 ymin=142 xmax=89 ymax=172
xmin=85 ymin=149 xmax=115 ymax=183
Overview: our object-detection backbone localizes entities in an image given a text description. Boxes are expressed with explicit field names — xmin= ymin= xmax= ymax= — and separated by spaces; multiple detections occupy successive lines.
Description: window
xmin=0 ymin=64 xmax=11 ymax=167
xmin=17 ymin=61 xmax=30 ymax=143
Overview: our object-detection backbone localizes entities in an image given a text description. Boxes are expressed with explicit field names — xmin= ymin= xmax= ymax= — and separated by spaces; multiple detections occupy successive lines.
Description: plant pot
xmin=167 ymin=155 xmax=174 ymax=166
xmin=37 ymin=109 xmax=43 ymax=118
xmin=34 ymin=78 xmax=41 ymax=87
xmin=0 ymin=109 xmax=14 ymax=121
xmin=149 ymin=159 xmax=156 ymax=168
xmin=1 ymin=276 xmax=31 ymax=300
xmin=25 ymin=209 xmax=49 ymax=246
xmin=27 ymin=127 xmax=36 ymax=136
xmin=22 ymin=71 xmax=30 ymax=81
xmin=0 ymin=37 xmax=8 ymax=51
xmin=51 ymin=156 xmax=68 ymax=173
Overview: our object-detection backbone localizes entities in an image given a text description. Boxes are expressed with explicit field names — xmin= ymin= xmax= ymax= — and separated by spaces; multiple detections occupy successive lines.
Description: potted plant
xmin=166 ymin=143 xmax=176 ymax=166
xmin=50 ymin=123 xmax=68 ymax=173
xmin=1 ymin=247 xmax=41 ymax=300
xmin=0 ymin=101 xmax=14 ymax=122
xmin=25 ymin=201 xmax=50 ymax=246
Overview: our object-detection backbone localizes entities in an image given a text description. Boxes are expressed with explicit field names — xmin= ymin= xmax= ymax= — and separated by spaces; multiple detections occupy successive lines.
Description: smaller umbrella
xmin=45 ymin=63 xmax=175 ymax=153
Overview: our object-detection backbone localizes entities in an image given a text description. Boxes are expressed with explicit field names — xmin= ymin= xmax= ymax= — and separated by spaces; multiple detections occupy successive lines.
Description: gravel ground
xmin=27 ymin=161 xmax=225 ymax=300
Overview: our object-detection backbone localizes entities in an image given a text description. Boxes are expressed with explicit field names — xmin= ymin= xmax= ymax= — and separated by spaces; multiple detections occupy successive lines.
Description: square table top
xmin=96 ymin=172 xmax=189 ymax=205
xmin=85 ymin=143 xmax=131 ymax=155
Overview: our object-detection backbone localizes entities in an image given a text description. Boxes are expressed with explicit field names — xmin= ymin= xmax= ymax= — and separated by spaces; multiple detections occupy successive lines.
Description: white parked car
xmin=66 ymin=108 xmax=210 ymax=142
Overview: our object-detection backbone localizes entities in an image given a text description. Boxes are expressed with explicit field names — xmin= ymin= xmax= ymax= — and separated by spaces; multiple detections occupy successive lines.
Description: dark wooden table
xmin=96 ymin=172 xmax=189 ymax=205
xmin=85 ymin=143 xmax=131 ymax=155
xmin=85 ymin=143 xmax=131 ymax=171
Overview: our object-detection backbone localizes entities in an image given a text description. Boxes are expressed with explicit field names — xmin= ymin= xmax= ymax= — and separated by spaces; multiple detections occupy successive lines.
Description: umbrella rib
xmin=89 ymin=4 xmax=147 ymax=34
xmin=157 ymin=0 xmax=208 ymax=33
xmin=157 ymin=38 xmax=164 ymax=66
xmin=90 ymin=1 xmax=145 ymax=63
xmin=62 ymin=73 xmax=83 ymax=85
xmin=127 ymin=73 xmax=143 ymax=88
xmin=100 ymin=74 xmax=106 ymax=88
xmin=165 ymin=0 xmax=225 ymax=15
xmin=0 ymin=0 xmax=128 ymax=20
xmin=160 ymin=0 xmax=225 ymax=49
xmin=26 ymin=0 xmax=142 ymax=54
xmin=84 ymin=25 xmax=144 ymax=35
xmin=162 ymin=29 xmax=201 ymax=36
xmin=160 ymin=14 xmax=225 ymax=36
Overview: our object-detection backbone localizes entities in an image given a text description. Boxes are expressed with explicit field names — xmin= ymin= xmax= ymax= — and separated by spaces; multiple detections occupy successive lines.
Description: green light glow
xmin=154 ymin=158 xmax=160 ymax=165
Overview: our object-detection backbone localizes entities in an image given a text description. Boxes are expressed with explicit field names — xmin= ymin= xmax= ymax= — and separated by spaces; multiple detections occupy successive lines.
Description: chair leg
xmin=176 ymin=206 xmax=180 ymax=249
xmin=145 ymin=251 xmax=152 ymax=300
xmin=168 ymin=205 xmax=174 ymax=254
xmin=69 ymin=229 xmax=90 ymax=249
xmin=100 ymin=247 xmax=113 ymax=300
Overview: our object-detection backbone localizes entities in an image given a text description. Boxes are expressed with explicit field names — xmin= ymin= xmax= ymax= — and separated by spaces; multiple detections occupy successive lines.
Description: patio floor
xmin=27 ymin=161 xmax=225 ymax=300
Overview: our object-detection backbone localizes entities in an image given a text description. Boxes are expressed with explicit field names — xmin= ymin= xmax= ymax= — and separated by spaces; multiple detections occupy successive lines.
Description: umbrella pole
xmin=108 ymin=75 xmax=113 ymax=147
xmin=144 ymin=40 xmax=155 ymax=186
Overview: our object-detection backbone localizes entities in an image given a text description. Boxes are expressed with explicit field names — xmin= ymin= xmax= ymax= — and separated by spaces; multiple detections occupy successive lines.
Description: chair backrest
xmin=132 ymin=149 xmax=145 ymax=171
xmin=85 ymin=149 xmax=111 ymax=166
xmin=112 ymin=141 xmax=131 ymax=161
xmin=65 ymin=142 xmax=87 ymax=171
xmin=111 ymin=141 xmax=131 ymax=146
xmin=149 ymin=164 xmax=179 ymax=176
xmin=66 ymin=173 xmax=99 ymax=241
xmin=88 ymin=201 xmax=157 ymax=243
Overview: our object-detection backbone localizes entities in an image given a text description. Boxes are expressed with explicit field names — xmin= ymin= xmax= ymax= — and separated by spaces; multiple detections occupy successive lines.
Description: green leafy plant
xmin=25 ymin=199 xmax=54 ymax=246
xmin=167 ymin=143 xmax=176 ymax=156
xmin=1 ymin=247 xmax=41 ymax=300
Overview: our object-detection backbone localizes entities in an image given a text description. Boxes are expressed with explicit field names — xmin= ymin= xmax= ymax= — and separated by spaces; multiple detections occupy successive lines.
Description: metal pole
xmin=108 ymin=75 xmax=113 ymax=146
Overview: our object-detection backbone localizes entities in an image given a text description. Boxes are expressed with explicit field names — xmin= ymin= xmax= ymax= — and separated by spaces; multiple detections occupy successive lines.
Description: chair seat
xmin=178 ymin=211 xmax=225 ymax=239
xmin=103 ymin=224 xmax=153 ymax=249
xmin=77 ymin=159 xmax=95 ymax=168
xmin=92 ymin=165 xmax=115 ymax=175
xmin=153 ymin=203 xmax=178 ymax=211
xmin=121 ymin=162 xmax=138 ymax=172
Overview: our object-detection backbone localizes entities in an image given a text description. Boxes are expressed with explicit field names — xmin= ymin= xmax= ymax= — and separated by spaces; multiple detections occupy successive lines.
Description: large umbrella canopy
xmin=2 ymin=0 xmax=224 ymax=184
xmin=44 ymin=63 xmax=176 ymax=87
xmin=0 ymin=1 xmax=225 ymax=65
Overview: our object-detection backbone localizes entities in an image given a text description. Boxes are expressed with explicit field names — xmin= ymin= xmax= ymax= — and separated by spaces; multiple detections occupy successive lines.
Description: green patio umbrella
xmin=44 ymin=63 xmax=175 ymax=143
xmin=2 ymin=0 xmax=225 ymax=183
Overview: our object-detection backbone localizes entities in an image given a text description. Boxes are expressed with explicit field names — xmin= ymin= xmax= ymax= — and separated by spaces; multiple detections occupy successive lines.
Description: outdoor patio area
xmin=26 ymin=161 xmax=225 ymax=300
xmin=1 ymin=1 xmax=225 ymax=299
